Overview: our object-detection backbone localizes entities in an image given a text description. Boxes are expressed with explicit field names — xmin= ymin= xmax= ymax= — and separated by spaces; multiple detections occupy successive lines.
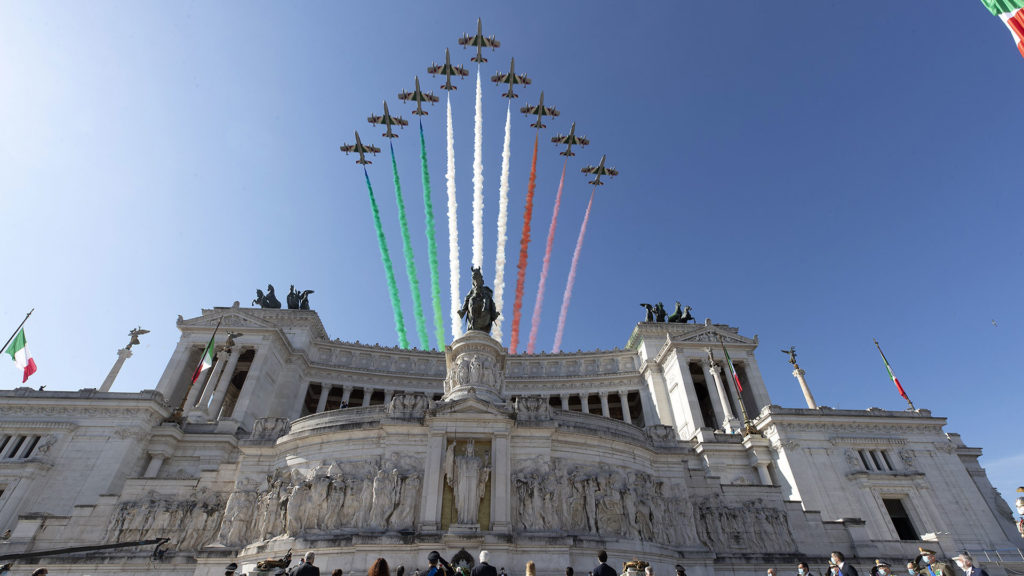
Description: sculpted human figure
xmin=458 ymin=266 xmax=500 ymax=333
xmin=444 ymin=440 xmax=490 ymax=525
xmin=369 ymin=468 xmax=400 ymax=529
xmin=390 ymin=473 xmax=421 ymax=530
xmin=311 ymin=472 xmax=332 ymax=529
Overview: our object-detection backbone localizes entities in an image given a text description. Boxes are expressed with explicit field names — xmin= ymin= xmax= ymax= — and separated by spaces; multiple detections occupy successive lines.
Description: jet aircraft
xmin=551 ymin=122 xmax=589 ymax=157
xmin=339 ymin=131 xmax=381 ymax=165
xmin=398 ymin=76 xmax=440 ymax=116
xmin=490 ymin=57 xmax=530 ymax=98
xmin=581 ymin=155 xmax=618 ymax=186
xmin=427 ymin=48 xmax=469 ymax=91
xmin=367 ymin=101 xmax=408 ymax=139
xmin=458 ymin=18 xmax=500 ymax=63
xmin=520 ymin=91 xmax=560 ymax=129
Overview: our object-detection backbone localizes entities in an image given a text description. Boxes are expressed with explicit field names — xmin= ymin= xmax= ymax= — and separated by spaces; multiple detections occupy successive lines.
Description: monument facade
xmin=0 ymin=304 xmax=1019 ymax=576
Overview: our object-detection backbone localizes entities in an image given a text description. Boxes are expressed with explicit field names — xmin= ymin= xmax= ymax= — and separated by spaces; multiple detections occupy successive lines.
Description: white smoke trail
xmin=471 ymin=68 xmax=484 ymax=270
xmin=446 ymin=94 xmax=463 ymax=340
xmin=492 ymin=102 xmax=512 ymax=343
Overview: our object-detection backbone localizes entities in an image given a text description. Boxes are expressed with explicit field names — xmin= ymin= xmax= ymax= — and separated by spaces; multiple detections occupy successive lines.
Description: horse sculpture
xmin=458 ymin=267 xmax=500 ymax=333
xmin=667 ymin=302 xmax=694 ymax=323
xmin=253 ymin=284 xmax=282 ymax=309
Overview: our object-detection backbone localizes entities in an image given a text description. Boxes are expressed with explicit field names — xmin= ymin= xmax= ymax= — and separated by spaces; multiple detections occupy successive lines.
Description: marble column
xmin=491 ymin=435 xmax=511 ymax=531
xmin=793 ymin=367 xmax=817 ymax=409
xmin=362 ymin=388 xmax=373 ymax=407
xmin=208 ymin=347 xmax=244 ymax=419
xmin=384 ymin=390 xmax=394 ymax=405
xmin=618 ymin=391 xmax=632 ymax=424
xmin=708 ymin=362 xmax=740 ymax=433
xmin=599 ymin=392 xmax=611 ymax=418
xmin=99 ymin=348 xmax=132 ymax=392
xmin=579 ymin=392 xmax=590 ymax=414
xmin=560 ymin=394 xmax=570 ymax=411
xmin=418 ymin=433 xmax=446 ymax=531
xmin=341 ymin=386 xmax=353 ymax=405
xmin=316 ymin=384 xmax=333 ymax=414
xmin=144 ymin=452 xmax=169 ymax=478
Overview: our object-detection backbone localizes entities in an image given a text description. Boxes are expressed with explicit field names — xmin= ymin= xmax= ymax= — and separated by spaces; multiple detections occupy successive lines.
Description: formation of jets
xmin=339 ymin=131 xmax=380 ymax=165
xmin=342 ymin=19 xmax=618 ymax=182
xmin=427 ymin=48 xmax=469 ymax=91
xmin=458 ymin=18 xmax=500 ymax=63
xmin=551 ymin=123 xmax=589 ymax=157
xmin=520 ymin=91 xmax=560 ymax=129
xmin=490 ymin=58 xmax=530 ymax=98
xmin=398 ymin=76 xmax=440 ymax=116
xmin=581 ymin=155 xmax=618 ymax=186
xmin=367 ymin=101 xmax=408 ymax=139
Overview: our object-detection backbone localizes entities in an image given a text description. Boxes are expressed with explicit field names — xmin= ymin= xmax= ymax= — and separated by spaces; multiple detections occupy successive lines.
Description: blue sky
xmin=1 ymin=2 xmax=1022 ymax=512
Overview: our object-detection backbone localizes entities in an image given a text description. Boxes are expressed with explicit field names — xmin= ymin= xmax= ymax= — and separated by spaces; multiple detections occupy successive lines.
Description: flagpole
xmin=718 ymin=335 xmax=757 ymax=435
xmin=874 ymin=338 xmax=915 ymax=411
xmin=1 ymin=309 xmax=35 ymax=355
xmin=191 ymin=317 xmax=224 ymax=378
xmin=176 ymin=317 xmax=224 ymax=418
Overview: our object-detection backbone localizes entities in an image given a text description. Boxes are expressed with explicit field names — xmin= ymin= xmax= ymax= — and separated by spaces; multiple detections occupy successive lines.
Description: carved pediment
xmin=179 ymin=310 xmax=278 ymax=330
xmin=678 ymin=327 xmax=752 ymax=345
xmin=431 ymin=396 xmax=510 ymax=419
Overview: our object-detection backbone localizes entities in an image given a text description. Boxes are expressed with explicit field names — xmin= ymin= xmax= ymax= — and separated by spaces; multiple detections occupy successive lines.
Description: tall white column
xmin=708 ymin=362 xmax=740 ymax=433
xmin=491 ymin=436 xmax=510 ymax=531
xmin=694 ymin=360 xmax=724 ymax=427
xmin=579 ymin=392 xmax=590 ymax=414
xmin=194 ymin=351 xmax=229 ymax=411
xmin=99 ymin=348 xmax=133 ymax=392
xmin=316 ymin=384 xmax=333 ymax=414
xmin=384 ymin=390 xmax=394 ymax=405
xmin=618 ymin=391 xmax=632 ymax=424
xmin=419 ymin=434 xmax=446 ymax=531
xmin=599 ymin=392 xmax=611 ymax=417
xmin=793 ymin=367 xmax=817 ymax=409
xmin=560 ymin=394 xmax=570 ymax=410
xmin=208 ymin=347 xmax=244 ymax=419
xmin=341 ymin=386 xmax=352 ymax=405
xmin=362 ymin=388 xmax=373 ymax=407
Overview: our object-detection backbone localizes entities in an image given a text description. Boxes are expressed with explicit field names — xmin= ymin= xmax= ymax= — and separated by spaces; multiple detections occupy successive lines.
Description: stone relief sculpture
xmin=106 ymin=488 xmax=224 ymax=551
xmin=694 ymin=495 xmax=796 ymax=553
xmin=444 ymin=440 xmax=491 ymax=525
xmin=510 ymin=458 xmax=700 ymax=545
xmin=251 ymin=417 xmax=291 ymax=441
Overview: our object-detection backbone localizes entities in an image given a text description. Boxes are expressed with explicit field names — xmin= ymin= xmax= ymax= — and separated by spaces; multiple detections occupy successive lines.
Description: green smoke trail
xmin=419 ymin=121 xmax=445 ymax=350
xmin=390 ymin=142 xmax=429 ymax=350
xmin=363 ymin=166 xmax=408 ymax=349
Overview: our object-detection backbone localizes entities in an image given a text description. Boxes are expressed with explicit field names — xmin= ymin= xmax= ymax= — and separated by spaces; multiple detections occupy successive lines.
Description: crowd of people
xmin=0 ymin=546 xmax=991 ymax=576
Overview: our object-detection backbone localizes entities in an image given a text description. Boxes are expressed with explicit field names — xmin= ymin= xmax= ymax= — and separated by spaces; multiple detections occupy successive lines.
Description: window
xmin=883 ymin=497 xmax=918 ymax=540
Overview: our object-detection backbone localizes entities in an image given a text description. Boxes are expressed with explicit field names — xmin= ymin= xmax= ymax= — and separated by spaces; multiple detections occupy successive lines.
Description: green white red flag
xmin=981 ymin=0 xmax=1024 ymax=58
xmin=720 ymin=341 xmax=743 ymax=393
xmin=191 ymin=335 xmax=216 ymax=384
xmin=4 ymin=328 xmax=37 ymax=383
xmin=874 ymin=339 xmax=911 ymax=404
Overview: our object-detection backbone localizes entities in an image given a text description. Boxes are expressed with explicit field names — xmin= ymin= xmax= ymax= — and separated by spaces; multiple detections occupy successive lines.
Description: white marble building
xmin=0 ymin=304 xmax=1019 ymax=576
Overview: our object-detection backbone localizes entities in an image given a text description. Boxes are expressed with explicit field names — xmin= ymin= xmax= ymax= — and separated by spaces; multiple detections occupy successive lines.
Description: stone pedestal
xmin=443 ymin=330 xmax=507 ymax=405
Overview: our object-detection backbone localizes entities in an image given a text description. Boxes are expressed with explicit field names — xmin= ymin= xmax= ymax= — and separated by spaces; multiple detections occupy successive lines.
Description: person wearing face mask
xmin=906 ymin=561 xmax=921 ymax=576
xmin=870 ymin=560 xmax=892 ymax=576
xmin=827 ymin=561 xmax=842 ymax=576
xmin=796 ymin=562 xmax=816 ymax=576
xmin=953 ymin=553 xmax=987 ymax=576
xmin=916 ymin=548 xmax=952 ymax=576
xmin=830 ymin=552 xmax=859 ymax=576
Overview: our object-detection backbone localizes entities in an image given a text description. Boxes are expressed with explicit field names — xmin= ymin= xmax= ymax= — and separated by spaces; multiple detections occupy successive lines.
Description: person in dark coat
xmin=594 ymin=551 xmax=617 ymax=576
xmin=472 ymin=551 xmax=498 ymax=576
xmin=291 ymin=552 xmax=321 ymax=576
xmin=953 ymin=553 xmax=988 ymax=576
xmin=831 ymin=552 xmax=858 ymax=576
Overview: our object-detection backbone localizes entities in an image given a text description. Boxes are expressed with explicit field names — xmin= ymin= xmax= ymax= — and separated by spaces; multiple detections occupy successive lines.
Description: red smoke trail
xmin=509 ymin=132 xmax=539 ymax=354
xmin=526 ymin=159 xmax=567 ymax=354
xmin=552 ymin=187 xmax=595 ymax=353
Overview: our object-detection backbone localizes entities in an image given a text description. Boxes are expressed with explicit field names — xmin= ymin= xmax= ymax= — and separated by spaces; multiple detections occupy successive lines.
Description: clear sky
xmin=2 ymin=2 xmax=1022 ymax=513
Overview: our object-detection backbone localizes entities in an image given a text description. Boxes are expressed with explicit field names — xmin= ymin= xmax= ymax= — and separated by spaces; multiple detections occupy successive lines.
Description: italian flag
xmin=981 ymin=0 xmax=1024 ymax=58
xmin=874 ymin=339 xmax=910 ymax=402
xmin=5 ymin=328 xmax=37 ymax=383
xmin=720 ymin=342 xmax=743 ymax=393
xmin=191 ymin=336 xmax=216 ymax=384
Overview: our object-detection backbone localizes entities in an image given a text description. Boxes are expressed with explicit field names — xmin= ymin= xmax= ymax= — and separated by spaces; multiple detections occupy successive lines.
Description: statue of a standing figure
xmin=444 ymin=440 xmax=491 ymax=525
xmin=781 ymin=346 xmax=798 ymax=366
xmin=458 ymin=267 xmax=500 ymax=333
xmin=286 ymin=285 xmax=315 ymax=310
xmin=126 ymin=327 xmax=150 ymax=350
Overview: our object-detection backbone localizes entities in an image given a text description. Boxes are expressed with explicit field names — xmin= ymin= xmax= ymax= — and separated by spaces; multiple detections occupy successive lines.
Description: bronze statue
xmin=458 ymin=266 xmax=500 ymax=333
xmin=667 ymin=302 xmax=694 ymax=323
xmin=781 ymin=346 xmax=798 ymax=366
xmin=225 ymin=332 xmax=243 ymax=349
xmin=287 ymin=285 xmax=315 ymax=310
xmin=654 ymin=302 xmax=667 ymax=322
xmin=253 ymin=284 xmax=282 ymax=309
xmin=126 ymin=327 xmax=149 ymax=350
xmin=640 ymin=303 xmax=655 ymax=322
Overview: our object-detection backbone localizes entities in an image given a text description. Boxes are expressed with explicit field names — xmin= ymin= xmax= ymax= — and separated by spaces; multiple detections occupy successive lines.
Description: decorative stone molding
xmin=443 ymin=331 xmax=506 ymax=405
xmin=514 ymin=396 xmax=553 ymax=422
xmin=387 ymin=393 xmax=428 ymax=419
xmin=250 ymin=417 xmax=291 ymax=441
xmin=830 ymin=436 xmax=907 ymax=447
xmin=645 ymin=424 xmax=678 ymax=445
